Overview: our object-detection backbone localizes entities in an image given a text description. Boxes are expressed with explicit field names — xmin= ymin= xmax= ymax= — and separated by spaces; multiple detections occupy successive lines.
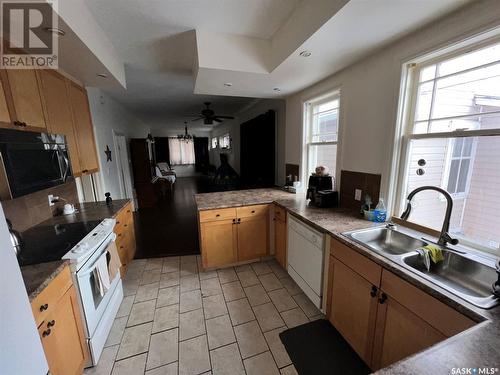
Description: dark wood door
xmin=194 ymin=137 xmax=209 ymax=173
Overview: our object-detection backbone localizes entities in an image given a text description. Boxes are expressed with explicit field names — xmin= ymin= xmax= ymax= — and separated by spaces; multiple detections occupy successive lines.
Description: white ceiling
xmin=80 ymin=0 xmax=471 ymax=129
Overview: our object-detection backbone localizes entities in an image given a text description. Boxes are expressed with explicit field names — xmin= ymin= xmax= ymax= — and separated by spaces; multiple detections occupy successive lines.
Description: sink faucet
xmin=400 ymin=186 xmax=459 ymax=247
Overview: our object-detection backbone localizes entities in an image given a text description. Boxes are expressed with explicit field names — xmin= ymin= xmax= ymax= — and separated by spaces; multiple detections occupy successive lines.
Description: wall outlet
xmin=48 ymin=194 xmax=55 ymax=206
xmin=354 ymin=189 xmax=362 ymax=201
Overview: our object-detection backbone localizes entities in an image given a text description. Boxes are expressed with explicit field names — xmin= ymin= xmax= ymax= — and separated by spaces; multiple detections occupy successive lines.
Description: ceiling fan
xmin=189 ymin=102 xmax=235 ymax=125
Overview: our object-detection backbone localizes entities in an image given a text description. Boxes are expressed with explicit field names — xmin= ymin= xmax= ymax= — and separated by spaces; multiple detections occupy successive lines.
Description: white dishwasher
xmin=287 ymin=215 xmax=325 ymax=308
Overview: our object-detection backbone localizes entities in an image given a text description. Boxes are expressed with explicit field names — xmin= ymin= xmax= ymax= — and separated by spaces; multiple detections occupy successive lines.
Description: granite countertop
xmin=194 ymin=188 xmax=500 ymax=373
xmin=20 ymin=199 xmax=130 ymax=302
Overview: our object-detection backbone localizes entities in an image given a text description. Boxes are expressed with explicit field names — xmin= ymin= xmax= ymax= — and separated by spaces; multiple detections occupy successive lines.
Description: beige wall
xmin=284 ymin=0 xmax=500 ymax=210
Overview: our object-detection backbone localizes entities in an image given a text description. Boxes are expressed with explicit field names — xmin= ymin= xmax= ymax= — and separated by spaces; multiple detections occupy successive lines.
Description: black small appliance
xmin=307 ymin=176 xmax=338 ymax=208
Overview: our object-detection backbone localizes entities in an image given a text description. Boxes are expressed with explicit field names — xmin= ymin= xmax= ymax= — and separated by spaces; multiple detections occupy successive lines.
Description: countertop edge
xmin=22 ymin=260 xmax=70 ymax=302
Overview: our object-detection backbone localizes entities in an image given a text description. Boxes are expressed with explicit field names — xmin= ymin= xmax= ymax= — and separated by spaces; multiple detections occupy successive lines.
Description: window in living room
xmin=168 ymin=138 xmax=195 ymax=165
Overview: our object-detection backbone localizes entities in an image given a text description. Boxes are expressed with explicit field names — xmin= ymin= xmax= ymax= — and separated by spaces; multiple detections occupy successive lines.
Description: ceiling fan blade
xmin=213 ymin=118 xmax=223 ymax=123
xmin=215 ymin=116 xmax=235 ymax=119
xmin=191 ymin=117 xmax=204 ymax=122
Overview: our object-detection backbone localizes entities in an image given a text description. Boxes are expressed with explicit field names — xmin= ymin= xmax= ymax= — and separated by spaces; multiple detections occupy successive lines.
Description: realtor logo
xmin=0 ymin=0 xmax=58 ymax=68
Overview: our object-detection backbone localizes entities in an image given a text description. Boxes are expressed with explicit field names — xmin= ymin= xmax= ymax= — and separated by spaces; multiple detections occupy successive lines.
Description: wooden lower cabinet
xmin=199 ymin=204 xmax=269 ymax=269
xmin=114 ymin=201 xmax=136 ymax=276
xmin=274 ymin=216 xmax=286 ymax=268
xmin=330 ymin=257 xmax=380 ymax=364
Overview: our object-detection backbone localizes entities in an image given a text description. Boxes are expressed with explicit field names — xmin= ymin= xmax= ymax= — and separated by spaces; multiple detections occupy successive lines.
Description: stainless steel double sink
xmin=343 ymin=226 xmax=499 ymax=309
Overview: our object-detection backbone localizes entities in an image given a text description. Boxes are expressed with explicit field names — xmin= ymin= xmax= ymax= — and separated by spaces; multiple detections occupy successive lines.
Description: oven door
xmin=76 ymin=233 xmax=120 ymax=337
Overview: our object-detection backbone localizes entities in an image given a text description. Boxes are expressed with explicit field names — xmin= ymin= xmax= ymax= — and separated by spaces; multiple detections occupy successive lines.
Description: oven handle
xmin=77 ymin=233 xmax=117 ymax=277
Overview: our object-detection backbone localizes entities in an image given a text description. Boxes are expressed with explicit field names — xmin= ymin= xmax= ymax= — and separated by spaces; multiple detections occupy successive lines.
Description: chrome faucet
xmin=400 ymin=186 xmax=459 ymax=247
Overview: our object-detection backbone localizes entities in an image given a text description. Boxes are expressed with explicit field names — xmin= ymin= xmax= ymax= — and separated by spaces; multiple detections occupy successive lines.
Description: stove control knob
xmin=72 ymin=242 xmax=90 ymax=254
xmin=102 ymin=218 xmax=113 ymax=226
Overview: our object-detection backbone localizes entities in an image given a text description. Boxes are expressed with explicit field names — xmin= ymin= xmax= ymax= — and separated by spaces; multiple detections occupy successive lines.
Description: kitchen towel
xmin=95 ymin=251 xmax=111 ymax=296
xmin=107 ymin=241 xmax=121 ymax=281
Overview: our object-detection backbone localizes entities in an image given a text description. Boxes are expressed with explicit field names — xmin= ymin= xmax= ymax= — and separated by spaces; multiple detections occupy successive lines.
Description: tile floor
xmin=85 ymin=255 xmax=325 ymax=375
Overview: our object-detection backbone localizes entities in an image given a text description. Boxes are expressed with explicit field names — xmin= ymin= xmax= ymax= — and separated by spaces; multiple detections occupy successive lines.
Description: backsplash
xmin=1 ymin=181 xmax=79 ymax=232
xmin=339 ymin=170 xmax=381 ymax=210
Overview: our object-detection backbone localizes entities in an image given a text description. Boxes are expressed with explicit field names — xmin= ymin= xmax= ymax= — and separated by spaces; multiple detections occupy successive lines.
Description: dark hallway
xmin=133 ymin=176 xmax=212 ymax=259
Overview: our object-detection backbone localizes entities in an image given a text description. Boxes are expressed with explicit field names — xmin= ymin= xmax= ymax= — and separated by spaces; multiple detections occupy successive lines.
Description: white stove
xmin=62 ymin=217 xmax=123 ymax=367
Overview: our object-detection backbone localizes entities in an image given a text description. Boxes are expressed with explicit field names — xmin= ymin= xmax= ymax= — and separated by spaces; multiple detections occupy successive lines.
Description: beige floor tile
xmin=251 ymin=262 xmax=272 ymax=276
xmin=280 ymin=277 xmax=302 ymax=296
xmin=180 ymin=261 xmax=198 ymax=277
xmin=309 ymin=314 xmax=326 ymax=322
xmin=243 ymin=351 xmax=280 ymax=375
xmin=217 ymin=268 xmax=238 ymax=284
xmin=268 ymin=289 xmax=298 ymax=312
xmin=116 ymin=322 xmax=152 ymax=360
xmin=123 ymin=267 xmax=143 ymax=282
xmin=180 ymin=289 xmax=202 ymax=313
xmin=264 ymin=327 xmax=291 ymax=368
xmin=281 ymin=308 xmax=308 ymax=328
xmin=146 ymin=362 xmax=178 ymax=375
xmin=210 ymin=343 xmax=245 ymax=375
xmin=199 ymin=269 xmax=218 ymax=280
xmin=206 ymin=314 xmax=236 ymax=350
xmin=140 ymin=269 xmax=162 ymax=285
xmin=116 ymin=295 xmax=135 ymax=318
xmin=157 ymin=285 xmax=180 ymax=308
xmin=235 ymin=264 xmax=253 ymax=273
xmin=160 ymin=271 xmax=180 ymax=288
xmin=105 ymin=316 xmax=127 ymax=347
xmin=200 ymin=277 xmax=222 ymax=297
xmin=135 ymin=282 xmax=160 ymax=302
xmin=127 ymin=300 xmax=156 ymax=327
xmin=270 ymin=264 xmax=288 ymax=279
xmin=203 ymin=294 xmax=228 ymax=319
xmin=253 ymin=303 xmax=285 ymax=332
xmin=181 ymin=255 xmax=197 ymax=264
xmin=280 ymin=364 xmax=299 ymax=375
xmin=112 ymin=353 xmax=147 ymax=375
xmin=146 ymin=328 xmax=178 ymax=370
xmin=237 ymin=270 xmax=259 ymax=287
xmin=145 ymin=258 xmax=164 ymax=271
xmin=122 ymin=278 xmax=139 ymax=297
xmin=244 ymin=284 xmax=271 ymax=307
xmin=293 ymin=293 xmax=321 ymax=317
xmin=234 ymin=320 xmax=268 ymax=359
xmin=222 ymin=281 xmax=245 ymax=302
xmin=179 ymin=335 xmax=211 ymax=375
xmin=84 ymin=345 xmax=118 ymax=375
xmin=227 ymin=298 xmax=255 ymax=326
xmin=259 ymin=273 xmax=283 ymax=292
xmin=180 ymin=274 xmax=200 ymax=292
xmin=180 ymin=309 xmax=206 ymax=341
xmin=162 ymin=258 xmax=180 ymax=274
xmin=152 ymin=304 xmax=179 ymax=333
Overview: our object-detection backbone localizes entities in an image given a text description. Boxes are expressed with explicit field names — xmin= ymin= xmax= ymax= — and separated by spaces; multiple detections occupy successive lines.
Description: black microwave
xmin=0 ymin=129 xmax=73 ymax=200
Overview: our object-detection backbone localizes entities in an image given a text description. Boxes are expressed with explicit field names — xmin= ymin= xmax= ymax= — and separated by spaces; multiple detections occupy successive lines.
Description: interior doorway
xmin=113 ymin=131 xmax=135 ymax=207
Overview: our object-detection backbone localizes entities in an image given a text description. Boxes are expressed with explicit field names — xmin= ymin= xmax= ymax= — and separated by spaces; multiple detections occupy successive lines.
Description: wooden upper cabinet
xmin=5 ymin=69 xmax=46 ymax=129
xmin=330 ymin=258 xmax=381 ymax=365
xmin=38 ymin=70 xmax=82 ymax=174
xmin=201 ymin=219 xmax=238 ymax=268
xmin=39 ymin=286 xmax=87 ymax=375
xmin=0 ymin=74 xmax=11 ymax=124
xmin=67 ymin=81 xmax=99 ymax=173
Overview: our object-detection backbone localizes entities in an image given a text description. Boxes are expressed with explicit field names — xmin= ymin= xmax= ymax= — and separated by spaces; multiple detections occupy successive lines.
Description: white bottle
xmin=374 ymin=199 xmax=387 ymax=222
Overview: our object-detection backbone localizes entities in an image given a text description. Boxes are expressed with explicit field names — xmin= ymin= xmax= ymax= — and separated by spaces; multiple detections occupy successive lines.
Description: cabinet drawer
xmin=274 ymin=205 xmax=286 ymax=221
xmin=237 ymin=204 xmax=269 ymax=218
xmin=199 ymin=208 xmax=236 ymax=222
xmin=381 ymin=270 xmax=476 ymax=337
xmin=31 ymin=266 xmax=72 ymax=327
xmin=330 ymin=237 xmax=382 ymax=287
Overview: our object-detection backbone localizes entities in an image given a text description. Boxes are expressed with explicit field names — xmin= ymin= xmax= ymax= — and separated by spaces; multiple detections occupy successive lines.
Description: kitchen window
xmin=396 ymin=38 xmax=500 ymax=253
xmin=219 ymin=133 xmax=231 ymax=150
xmin=304 ymin=92 xmax=340 ymax=180
xmin=211 ymin=137 xmax=218 ymax=150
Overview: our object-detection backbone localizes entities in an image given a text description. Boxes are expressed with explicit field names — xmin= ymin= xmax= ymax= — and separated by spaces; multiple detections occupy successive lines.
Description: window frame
xmin=393 ymin=35 xmax=500 ymax=255
xmin=442 ymin=137 xmax=477 ymax=199
xmin=302 ymin=91 xmax=342 ymax=183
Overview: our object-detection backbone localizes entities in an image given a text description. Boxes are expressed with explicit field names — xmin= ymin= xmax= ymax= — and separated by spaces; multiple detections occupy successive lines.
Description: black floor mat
xmin=279 ymin=319 xmax=371 ymax=375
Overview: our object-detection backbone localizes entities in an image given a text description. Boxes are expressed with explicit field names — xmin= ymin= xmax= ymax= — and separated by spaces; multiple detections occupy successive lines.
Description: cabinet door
xmin=274 ymin=217 xmax=286 ymax=268
xmin=330 ymin=258 xmax=379 ymax=365
xmin=39 ymin=286 xmax=87 ymax=375
xmin=67 ymin=82 xmax=99 ymax=173
xmin=5 ymin=70 xmax=46 ymax=129
xmin=371 ymin=294 xmax=445 ymax=370
xmin=0 ymin=73 xmax=11 ymax=124
xmin=39 ymin=70 xmax=82 ymax=174
xmin=201 ymin=219 xmax=237 ymax=268
xmin=238 ymin=214 xmax=268 ymax=261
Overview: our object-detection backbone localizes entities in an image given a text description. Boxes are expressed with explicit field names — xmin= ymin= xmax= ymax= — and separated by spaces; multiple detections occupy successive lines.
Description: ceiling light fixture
xmin=223 ymin=82 xmax=232 ymax=87
xmin=44 ymin=27 xmax=65 ymax=36
xmin=97 ymin=73 xmax=108 ymax=78
xmin=178 ymin=122 xmax=194 ymax=141
xmin=299 ymin=50 xmax=312 ymax=57
xmin=273 ymin=88 xmax=281 ymax=92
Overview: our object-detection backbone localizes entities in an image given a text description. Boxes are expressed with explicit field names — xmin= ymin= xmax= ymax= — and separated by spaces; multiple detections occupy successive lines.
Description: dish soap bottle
xmin=374 ymin=198 xmax=387 ymax=222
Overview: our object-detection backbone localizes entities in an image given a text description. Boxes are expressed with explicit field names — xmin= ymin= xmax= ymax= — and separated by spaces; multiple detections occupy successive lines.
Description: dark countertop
xmin=194 ymin=188 xmax=500 ymax=373
xmin=20 ymin=199 xmax=130 ymax=302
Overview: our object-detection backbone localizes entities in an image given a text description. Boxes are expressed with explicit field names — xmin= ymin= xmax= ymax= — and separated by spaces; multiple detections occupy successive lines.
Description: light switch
xmin=355 ymin=189 xmax=362 ymax=201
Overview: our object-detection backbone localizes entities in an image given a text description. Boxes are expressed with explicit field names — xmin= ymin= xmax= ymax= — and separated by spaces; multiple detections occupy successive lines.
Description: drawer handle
xmin=378 ymin=293 xmax=387 ymax=304
xmin=120 ymin=246 xmax=124 ymax=249
xmin=232 ymin=219 xmax=236 ymax=224
xmin=216 ymin=214 xmax=220 ymax=217
xmin=124 ymin=224 xmax=128 ymax=227
xmin=127 ymin=210 xmax=131 ymax=213
xmin=370 ymin=286 xmax=378 ymax=298
xmin=39 ymin=303 xmax=49 ymax=312
xmin=42 ymin=329 xmax=51 ymax=337
xmin=116 ymin=221 xmax=121 ymax=224
xmin=251 ymin=210 xmax=255 ymax=213
xmin=47 ymin=320 xmax=56 ymax=328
